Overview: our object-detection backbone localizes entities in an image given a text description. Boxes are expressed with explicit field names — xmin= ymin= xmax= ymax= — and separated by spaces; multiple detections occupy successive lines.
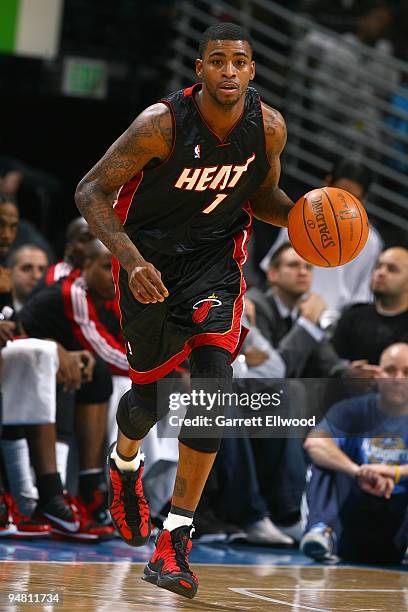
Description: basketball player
xmin=75 ymin=23 xmax=294 ymax=599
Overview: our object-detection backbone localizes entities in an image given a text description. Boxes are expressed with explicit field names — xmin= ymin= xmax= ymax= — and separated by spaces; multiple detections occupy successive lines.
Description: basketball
xmin=287 ymin=187 xmax=369 ymax=267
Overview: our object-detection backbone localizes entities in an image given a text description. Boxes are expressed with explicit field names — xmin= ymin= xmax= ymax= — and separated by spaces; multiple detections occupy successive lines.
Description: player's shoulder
xmin=136 ymin=102 xmax=172 ymax=132
xmin=131 ymin=102 xmax=173 ymax=157
xmin=260 ymin=102 xmax=286 ymax=134
xmin=260 ymin=102 xmax=286 ymax=153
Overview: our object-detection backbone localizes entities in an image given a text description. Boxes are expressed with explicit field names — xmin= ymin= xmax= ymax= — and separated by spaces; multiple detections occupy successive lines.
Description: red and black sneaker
xmin=0 ymin=493 xmax=17 ymax=537
xmin=143 ymin=525 xmax=198 ymax=599
xmin=6 ymin=494 xmax=51 ymax=539
xmin=77 ymin=488 xmax=111 ymax=526
xmin=46 ymin=494 xmax=114 ymax=542
xmin=107 ymin=444 xmax=151 ymax=546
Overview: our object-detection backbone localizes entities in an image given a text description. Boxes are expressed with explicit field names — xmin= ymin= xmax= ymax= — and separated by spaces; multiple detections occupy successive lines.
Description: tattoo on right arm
xmin=75 ymin=103 xmax=172 ymax=271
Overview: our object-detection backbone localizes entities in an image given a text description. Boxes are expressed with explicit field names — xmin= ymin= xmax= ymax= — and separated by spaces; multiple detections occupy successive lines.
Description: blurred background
xmin=0 ymin=0 xmax=407 ymax=256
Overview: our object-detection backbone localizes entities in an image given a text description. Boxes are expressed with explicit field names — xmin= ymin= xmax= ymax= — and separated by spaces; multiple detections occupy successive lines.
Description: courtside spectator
xmin=301 ymin=342 xmax=408 ymax=564
xmin=332 ymin=247 xmax=408 ymax=364
xmin=45 ymin=217 xmax=94 ymax=285
xmin=248 ymin=243 xmax=343 ymax=377
xmin=8 ymin=245 xmax=48 ymax=311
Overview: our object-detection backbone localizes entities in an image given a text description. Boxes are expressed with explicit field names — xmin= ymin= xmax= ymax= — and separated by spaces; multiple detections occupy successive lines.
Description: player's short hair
xmin=199 ymin=22 xmax=253 ymax=57
xmin=330 ymin=159 xmax=372 ymax=196
xmin=268 ymin=242 xmax=293 ymax=269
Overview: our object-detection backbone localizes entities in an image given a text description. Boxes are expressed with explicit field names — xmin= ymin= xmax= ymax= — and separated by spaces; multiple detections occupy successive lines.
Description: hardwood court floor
xmin=0 ymin=561 xmax=407 ymax=611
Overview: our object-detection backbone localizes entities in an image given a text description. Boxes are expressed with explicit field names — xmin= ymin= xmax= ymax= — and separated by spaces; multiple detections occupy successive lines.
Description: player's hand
xmin=128 ymin=259 xmax=169 ymax=304
xmin=299 ymin=293 xmax=327 ymax=325
xmin=0 ymin=267 xmax=12 ymax=293
xmin=0 ymin=321 xmax=15 ymax=348
xmin=356 ymin=465 xmax=394 ymax=499
xmin=56 ymin=345 xmax=87 ymax=392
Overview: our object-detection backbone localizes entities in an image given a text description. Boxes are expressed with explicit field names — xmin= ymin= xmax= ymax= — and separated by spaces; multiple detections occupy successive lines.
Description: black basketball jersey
xmin=114 ymin=83 xmax=270 ymax=255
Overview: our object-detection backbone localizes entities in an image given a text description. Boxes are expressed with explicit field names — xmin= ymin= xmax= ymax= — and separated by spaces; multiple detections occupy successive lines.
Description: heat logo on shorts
xmin=192 ymin=294 xmax=222 ymax=324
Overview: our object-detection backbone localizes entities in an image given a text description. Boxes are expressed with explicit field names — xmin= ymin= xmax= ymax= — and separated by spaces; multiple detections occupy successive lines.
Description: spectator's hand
xmin=0 ymin=321 xmax=15 ymax=348
xmin=244 ymin=346 xmax=269 ymax=367
xmin=346 ymin=360 xmax=383 ymax=380
xmin=0 ymin=267 xmax=12 ymax=293
xmin=244 ymin=298 xmax=256 ymax=326
xmin=56 ymin=345 xmax=88 ymax=392
xmin=77 ymin=350 xmax=95 ymax=383
xmin=357 ymin=465 xmax=394 ymax=499
xmin=358 ymin=463 xmax=399 ymax=481
xmin=299 ymin=293 xmax=327 ymax=324
xmin=128 ymin=259 xmax=169 ymax=304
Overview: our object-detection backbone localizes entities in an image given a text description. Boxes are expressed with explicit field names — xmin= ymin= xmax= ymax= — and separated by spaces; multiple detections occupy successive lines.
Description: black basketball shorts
xmin=112 ymin=230 xmax=249 ymax=384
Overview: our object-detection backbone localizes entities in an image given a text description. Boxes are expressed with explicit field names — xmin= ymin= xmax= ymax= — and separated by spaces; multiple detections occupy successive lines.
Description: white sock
xmin=56 ymin=441 xmax=69 ymax=486
xmin=163 ymin=511 xmax=193 ymax=532
xmin=111 ymin=443 xmax=144 ymax=471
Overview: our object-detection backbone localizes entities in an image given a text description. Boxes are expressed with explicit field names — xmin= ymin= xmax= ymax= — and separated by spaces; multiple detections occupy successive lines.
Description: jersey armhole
xmin=260 ymin=100 xmax=276 ymax=171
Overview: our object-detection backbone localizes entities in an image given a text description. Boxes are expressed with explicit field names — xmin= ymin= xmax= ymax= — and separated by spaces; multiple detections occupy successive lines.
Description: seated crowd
xmin=0 ymin=155 xmax=406 ymax=563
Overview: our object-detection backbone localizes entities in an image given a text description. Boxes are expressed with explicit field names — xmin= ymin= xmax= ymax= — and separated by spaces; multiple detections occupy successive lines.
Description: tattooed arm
xmin=250 ymin=104 xmax=293 ymax=227
xmin=75 ymin=103 xmax=172 ymax=304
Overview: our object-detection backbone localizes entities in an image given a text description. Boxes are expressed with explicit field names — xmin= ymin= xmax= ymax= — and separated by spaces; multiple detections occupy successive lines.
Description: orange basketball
xmin=287 ymin=187 xmax=369 ymax=267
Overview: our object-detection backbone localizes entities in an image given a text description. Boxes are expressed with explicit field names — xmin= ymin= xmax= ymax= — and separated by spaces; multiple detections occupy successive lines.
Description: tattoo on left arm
xmin=250 ymin=105 xmax=294 ymax=227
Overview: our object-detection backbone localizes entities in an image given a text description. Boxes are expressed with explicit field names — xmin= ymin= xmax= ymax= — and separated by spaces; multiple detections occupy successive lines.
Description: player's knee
xmin=189 ymin=346 xmax=232 ymax=380
xmin=178 ymin=437 xmax=221 ymax=453
xmin=116 ymin=383 xmax=159 ymax=440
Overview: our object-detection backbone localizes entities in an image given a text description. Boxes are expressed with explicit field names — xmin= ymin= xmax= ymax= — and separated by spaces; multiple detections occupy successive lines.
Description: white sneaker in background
xmin=245 ymin=516 xmax=294 ymax=545
xmin=277 ymin=519 xmax=304 ymax=543
xmin=300 ymin=523 xmax=335 ymax=560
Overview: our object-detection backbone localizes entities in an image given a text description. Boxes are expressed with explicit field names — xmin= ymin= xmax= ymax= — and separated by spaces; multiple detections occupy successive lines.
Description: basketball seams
xmin=347 ymin=193 xmax=365 ymax=264
xmin=322 ymin=187 xmax=342 ymax=266
xmin=301 ymin=196 xmax=331 ymax=267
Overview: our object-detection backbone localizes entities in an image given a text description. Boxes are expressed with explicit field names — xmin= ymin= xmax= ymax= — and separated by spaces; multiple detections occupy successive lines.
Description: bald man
xmin=332 ymin=247 xmax=408 ymax=364
xmin=45 ymin=217 xmax=95 ymax=286
xmin=300 ymin=342 xmax=408 ymax=564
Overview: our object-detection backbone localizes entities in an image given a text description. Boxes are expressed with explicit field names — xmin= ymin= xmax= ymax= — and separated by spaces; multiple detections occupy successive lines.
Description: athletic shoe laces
xmin=167 ymin=526 xmax=195 ymax=574
xmin=111 ymin=464 xmax=149 ymax=531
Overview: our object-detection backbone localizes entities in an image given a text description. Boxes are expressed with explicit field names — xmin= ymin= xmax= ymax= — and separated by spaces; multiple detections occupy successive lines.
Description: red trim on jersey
xmin=61 ymin=270 xmax=128 ymax=376
xmin=260 ymin=101 xmax=273 ymax=172
xmin=183 ymin=86 xmax=194 ymax=97
xmin=113 ymin=171 xmax=144 ymax=224
xmin=127 ymin=202 xmax=252 ymax=384
xmin=111 ymin=256 xmax=123 ymax=329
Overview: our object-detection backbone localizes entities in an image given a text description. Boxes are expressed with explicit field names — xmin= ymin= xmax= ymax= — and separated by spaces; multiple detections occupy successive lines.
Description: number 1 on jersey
xmin=202 ymin=193 xmax=227 ymax=214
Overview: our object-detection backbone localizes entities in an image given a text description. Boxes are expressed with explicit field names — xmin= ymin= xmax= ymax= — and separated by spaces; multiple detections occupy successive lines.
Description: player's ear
xmin=250 ymin=60 xmax=255 ymax=81
xmin=195 ymin=58 xmax=203 ymax=80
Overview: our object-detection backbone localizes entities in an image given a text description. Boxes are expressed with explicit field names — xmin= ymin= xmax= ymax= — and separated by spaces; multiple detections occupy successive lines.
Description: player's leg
xmin=74 ymin=358 xmax=113 ymax=528
xmin=108 ymin=381 xmax=161 ymax=546
xmin=144 ymin=346 xmax=231 ymax=599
